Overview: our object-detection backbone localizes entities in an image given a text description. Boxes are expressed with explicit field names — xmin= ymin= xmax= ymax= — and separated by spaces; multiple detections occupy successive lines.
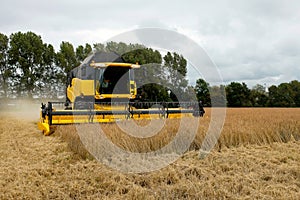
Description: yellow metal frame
xmin=38 ymin=107 xmax=192 ymax=136
xmin=90 ymin=62 xmax=140 ymax=69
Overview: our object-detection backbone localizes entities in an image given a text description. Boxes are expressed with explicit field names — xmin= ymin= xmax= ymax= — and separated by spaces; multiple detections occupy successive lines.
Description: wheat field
xmin=57 ymin=108 xmax=300 ymax=157
xmin=0 ymin=107 xmax=299 ymax=199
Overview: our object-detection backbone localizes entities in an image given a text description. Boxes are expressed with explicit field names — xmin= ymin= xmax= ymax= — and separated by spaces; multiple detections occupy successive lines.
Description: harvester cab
xmin=38 ymin=51 xmax=204 ymax=135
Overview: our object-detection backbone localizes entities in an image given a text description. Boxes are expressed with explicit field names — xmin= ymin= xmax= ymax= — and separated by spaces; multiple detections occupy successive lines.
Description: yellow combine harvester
xmin=38 ymin=52 xmax=203 ymax=135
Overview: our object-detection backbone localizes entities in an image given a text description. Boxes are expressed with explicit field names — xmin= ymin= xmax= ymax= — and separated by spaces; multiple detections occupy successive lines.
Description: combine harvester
xmin=38 ymin=52 xmax=204 ymax=135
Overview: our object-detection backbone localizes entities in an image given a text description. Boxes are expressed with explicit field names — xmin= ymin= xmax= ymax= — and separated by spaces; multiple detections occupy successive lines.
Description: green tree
xmin=250 ymin=84 xmax=268 ymax=107
xmin=226 ymin=82 xmax=251 ymax=107
xmin=40 ymin=43 xmax=61 ymax=98
xmin=105 ymin=41 xmax=145 ymax=56
xmin=106 ymin=41 xmax=129 ymax=55
xmin=98 ymin=41 xmax=161 ymax=64
xmin=0 ymin=33 xmax=11 ymax=99
xmin=126 ymin=49 xmax=167 ymax=102
xmin=163 ymin=52 xmax=188 ymax=101
xmin=268 ymin=82 xmax=299 ymax=107
xmin=84 ymin=43 xmax=92 ymax=57
xmin=268 ymin=85 xmax=279 ymax=107
xmin=76 ymin=43 xmax=92 ymax=63
xmin=122 ymin=48 xmax=162 ymax=65
xmin=195 ymin=78 xmax=211 ymax=106
xmin=75 ymin=45 xmax=85 ymax=62
xmin=280 ymin=83 xmax=295 ymax=107
xmin=164 ymin=52 xmax=187 ymax=76
xmin=290 ymin=80 xmax=300 ymax=107
xmin=277 ymin=83 xmax=295 ymax=107
xmin=209 ymin=85 xmax=226 ymax=107
xmin=93 ymin=43 xmax=105 ymax=52
xmin=56 ymin=41 xmax=78 ymax=84
xmin=134 ymin=62 xmax=169 ymax=102
xmin=9 ymin=31 xmax=46 ymax=98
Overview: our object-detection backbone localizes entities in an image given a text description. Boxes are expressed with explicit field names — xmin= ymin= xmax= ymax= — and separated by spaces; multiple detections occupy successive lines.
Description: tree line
xmin=0 ymin=31 xmax=299 ymax=107
xmin=0 ymin=31 xmax=189 ymax=102
xmin=195 ymin=79 xmax=300 ymax=107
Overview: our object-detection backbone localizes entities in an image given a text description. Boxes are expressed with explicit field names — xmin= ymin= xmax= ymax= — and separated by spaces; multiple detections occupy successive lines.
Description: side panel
xmin=67 ymin=78 xmax=95 ymax=103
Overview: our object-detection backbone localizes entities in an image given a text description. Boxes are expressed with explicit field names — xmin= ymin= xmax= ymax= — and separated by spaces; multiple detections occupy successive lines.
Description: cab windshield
xmin=99 ymin=66 xmax=130 ymax=94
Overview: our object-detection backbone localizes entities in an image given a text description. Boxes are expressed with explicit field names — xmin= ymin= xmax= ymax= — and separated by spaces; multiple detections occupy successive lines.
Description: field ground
xmin=0 ymin=108 xmax=300 ymax=199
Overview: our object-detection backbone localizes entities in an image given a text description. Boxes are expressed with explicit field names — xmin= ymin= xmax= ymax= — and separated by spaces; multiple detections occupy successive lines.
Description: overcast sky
xmin=1 ymin=0 xmax=299 ymax=87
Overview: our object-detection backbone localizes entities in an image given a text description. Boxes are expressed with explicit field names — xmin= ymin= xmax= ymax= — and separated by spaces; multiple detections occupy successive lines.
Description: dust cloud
xmin=0 ymin=99 xmax=41 ymax=122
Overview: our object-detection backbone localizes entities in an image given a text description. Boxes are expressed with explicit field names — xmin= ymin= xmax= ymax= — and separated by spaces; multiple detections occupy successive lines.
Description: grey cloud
xmin=0 ymin=0 xmax=299 ymax=86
